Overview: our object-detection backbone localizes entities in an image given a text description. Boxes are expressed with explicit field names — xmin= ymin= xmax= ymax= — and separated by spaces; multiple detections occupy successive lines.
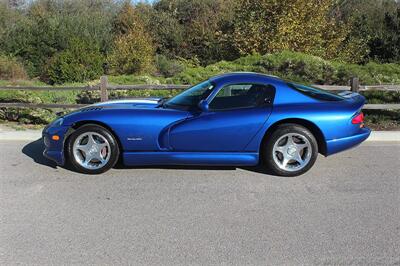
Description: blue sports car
xmin=43 ymin=72 xmax=370 ymax=176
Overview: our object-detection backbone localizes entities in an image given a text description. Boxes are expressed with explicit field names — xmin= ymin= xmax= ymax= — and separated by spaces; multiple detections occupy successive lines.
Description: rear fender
xmin=244 ymin=97 xmax=367 ymax=155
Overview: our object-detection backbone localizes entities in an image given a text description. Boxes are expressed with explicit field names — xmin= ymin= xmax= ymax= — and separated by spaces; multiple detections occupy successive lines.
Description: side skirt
xmin=123 ymin=152 xmax=259 ymax=166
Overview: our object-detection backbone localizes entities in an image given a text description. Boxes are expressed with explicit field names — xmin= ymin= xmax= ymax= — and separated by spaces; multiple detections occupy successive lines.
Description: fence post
xmin=100 ymin=76 xmax=108 ymax=102
xmin=350 ymin=77 xmax=359 ymax=92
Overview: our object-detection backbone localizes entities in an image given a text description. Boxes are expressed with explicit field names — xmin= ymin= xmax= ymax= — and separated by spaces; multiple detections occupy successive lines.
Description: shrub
xmin=0 ymin=55 xmax=27 ymax=80
xmin=76 ymin=91 xmax=101 ymax=105
xmin=45 ymin=39 xmax=104 ymax=84
xmin=364 ymin=110 xmax=400 ymax=130
xmin=108 ymin=75 xmax=163 ymax=85
xmin=108 ymin=30 xmax=155 ymax=75
xmin=255 ymin=51 xmax=337 ymax=84
xmin=169 ymin=51 xmax=400 ymax=85
xmin=155 ymin=55 xmax=184 ymax=77
xmin=0 ymin=107 xmax=55 ymax=124
xmin=361 ymin=91 xmax=400 ymax=104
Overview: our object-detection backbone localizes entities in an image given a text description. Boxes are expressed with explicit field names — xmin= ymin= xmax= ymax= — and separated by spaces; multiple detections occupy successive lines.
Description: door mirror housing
xmin=198 ymin=100 xmax=209 ymax=112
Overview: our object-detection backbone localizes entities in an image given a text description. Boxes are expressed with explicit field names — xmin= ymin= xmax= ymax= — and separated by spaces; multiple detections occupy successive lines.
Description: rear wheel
xmin=263 ymin=124 xmax=318 ymax=177
xmin=67 ymin=124 xmax=119 ymax=174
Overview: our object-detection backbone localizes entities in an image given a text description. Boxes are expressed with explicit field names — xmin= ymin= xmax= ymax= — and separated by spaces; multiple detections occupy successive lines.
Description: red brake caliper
xmin=101 ymin=147 xmax=107 ymax=157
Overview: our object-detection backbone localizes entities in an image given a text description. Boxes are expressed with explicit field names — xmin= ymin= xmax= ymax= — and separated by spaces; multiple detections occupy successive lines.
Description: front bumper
xmin=326 ymin=127 xmax=371 ymax=156
xmin=42 ymin=125 xmax=70 ymax=166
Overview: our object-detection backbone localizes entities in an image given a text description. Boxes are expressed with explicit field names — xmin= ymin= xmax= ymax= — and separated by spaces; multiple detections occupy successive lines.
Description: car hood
xmin=60 ymin=98 xmax=163 ymax=122
xmin=61 ymin=97 xmax=187 ymax=127
xmin=91 ymin=97 xmax=162 ymax=109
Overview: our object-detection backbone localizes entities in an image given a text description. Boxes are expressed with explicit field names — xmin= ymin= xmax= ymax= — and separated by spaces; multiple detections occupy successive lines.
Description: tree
xmin=137 ymin=4 xmax=186 ymax=59
xmin=108 ymin=2 xmax=155 ymax=74
xmin=151 ymin=0 xmax=238 ymax=64
xmin=0 ymin=0 xmax=116 ymax=78
xmin=232 ymin=0 xmax=368 ymax=63
xmin=112 ymin=1 xmax=142 ymax=35
xmin=337 ymin=0 xmax=399 ymax=63
xmin=369 ymin=8 xmax=400 ymax=62
xmin=45 ymin=38 xmax=104 ymax=84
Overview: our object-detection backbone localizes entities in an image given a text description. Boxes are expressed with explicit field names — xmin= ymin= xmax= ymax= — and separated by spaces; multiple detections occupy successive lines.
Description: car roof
xmin=209 ymin=72 xmax=283 ymax=83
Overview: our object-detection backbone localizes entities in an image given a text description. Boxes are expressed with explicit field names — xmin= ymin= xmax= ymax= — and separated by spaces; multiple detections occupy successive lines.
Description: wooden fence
xmin=0 ymin=76 xmax=399 ymax=110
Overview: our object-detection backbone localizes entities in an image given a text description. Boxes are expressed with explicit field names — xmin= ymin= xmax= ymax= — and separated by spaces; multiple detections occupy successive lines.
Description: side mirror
xmin=198 ymin=100 xmax=209 ymax=112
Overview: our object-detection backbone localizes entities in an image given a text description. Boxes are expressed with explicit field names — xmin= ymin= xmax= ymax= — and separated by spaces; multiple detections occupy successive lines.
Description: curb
xmin=367 ymin=131 xmax=400 ymax=142
xmin=0 ymin=130 xmax=42 ymax=141
xmin=0 ymin=129 xmax=399 ymax=142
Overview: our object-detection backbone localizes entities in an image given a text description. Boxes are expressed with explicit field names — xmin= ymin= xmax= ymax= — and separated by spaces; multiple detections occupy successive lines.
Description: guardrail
xmin=0 ymin=76 xmax=399 ymax=110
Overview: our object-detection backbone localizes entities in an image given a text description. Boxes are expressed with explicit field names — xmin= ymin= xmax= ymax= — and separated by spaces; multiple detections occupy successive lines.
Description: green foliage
xmin=332 ymin=61 xmax=400 ymax=85
xmin=0 ymin=0 xmax=399 ymax=127
xmin=140 ymin=7 xmax=186 ymax=59
xmin=155 ymin=55 xmax=184 ymax=77
xmin=255 ymin=52 xmax=337 ymax=84
xmin=339 ymin=0 xmax=400 ymax=63
xmin=1 ymin=51 xmax=399 ymax=87
xmin=112 ymin=1 xmax=143 ymax=35
xmin=108 ymin=75 xmax=164 ymax=85
xmin=0 ymin=107 xmax=56 ymax=124
xmin=1 ymin=0 xmax=398 ymax=83
xmin=108 ymin=2 xmax=155 ymax=75
xmin=232 ymin=0 xmax=368 ymax=63
xmin=361 ymin=91 xmax=400 ymax=104
xmin=368 ymin=8 xmax=400 ymax=63
xmin=45 ymin=39 xmax=104 ymax=84
xmin=0 ymin=79 xmax=46 ymax=87
xmin=149 ymin=0 xmax=238 ymax=64
xmin=170 ymin=51 xmax=400 ymax=85
xmin=0 ymin=0 xmax=115 ymax=78
xmin=0 ymin=89 xmax=79 ymax=104
xmin=0 ymin=3 xmax=60 ymax=77
xmin=0 ymin=55 xmax=28 ymax=80
xmin=108 ymin=31 xmax=155 ymax=75
xmin=363 ymin=110 xmax=400 ymax=130
xmin=1 ymin=51 xmax=400 ymax=127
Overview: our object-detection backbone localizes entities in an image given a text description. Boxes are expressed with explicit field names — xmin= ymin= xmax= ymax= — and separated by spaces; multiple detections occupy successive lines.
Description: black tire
xmin=66 ymin=124 xmax=120 ymax=174
xmin=262 ymin=123 xmax=318 ymax=177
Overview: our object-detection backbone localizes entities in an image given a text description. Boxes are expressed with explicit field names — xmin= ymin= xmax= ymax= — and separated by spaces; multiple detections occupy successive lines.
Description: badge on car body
xmin=127 ymin=137 xmax=143 ymax=141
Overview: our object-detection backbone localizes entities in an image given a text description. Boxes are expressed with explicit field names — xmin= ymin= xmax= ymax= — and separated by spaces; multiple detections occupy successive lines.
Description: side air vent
xmin=80 ymin=107 xmax=103 ymax=112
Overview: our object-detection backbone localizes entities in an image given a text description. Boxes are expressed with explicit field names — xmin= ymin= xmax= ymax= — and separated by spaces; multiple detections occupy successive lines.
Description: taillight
xmin=352 ymin=112 xmax=364 ymax=125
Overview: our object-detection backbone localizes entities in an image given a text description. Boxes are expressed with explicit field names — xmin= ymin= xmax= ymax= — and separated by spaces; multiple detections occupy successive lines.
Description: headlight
xmin=51 ymin=117 xmax=64 ymax=127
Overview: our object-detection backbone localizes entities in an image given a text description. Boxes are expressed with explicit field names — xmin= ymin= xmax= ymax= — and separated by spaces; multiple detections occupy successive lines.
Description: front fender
xmin=62 ymin=108 xmax=189 ymax=152
xmin=42 ymin=125 xmax=70 ymax=165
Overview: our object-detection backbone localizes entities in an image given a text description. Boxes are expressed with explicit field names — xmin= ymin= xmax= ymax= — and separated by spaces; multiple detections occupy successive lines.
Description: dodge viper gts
xmin=43 ymin=72 xmax=370 ymax=176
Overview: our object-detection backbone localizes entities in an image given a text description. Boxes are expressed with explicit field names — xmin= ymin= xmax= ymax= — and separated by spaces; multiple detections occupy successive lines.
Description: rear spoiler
xmin=337 ymin=91 xmax=361 ymax=99
xmin=337 ymin=91 xmax=366 ymax=111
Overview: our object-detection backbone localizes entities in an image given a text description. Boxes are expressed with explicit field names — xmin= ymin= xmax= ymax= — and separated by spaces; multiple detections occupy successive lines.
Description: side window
xmin=209 ymin=83 xmax=275 ymax=111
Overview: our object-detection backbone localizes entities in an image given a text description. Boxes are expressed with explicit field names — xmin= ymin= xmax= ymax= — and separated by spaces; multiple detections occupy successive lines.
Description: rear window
xmin=289 ymin=83 xmax=344 ymax=102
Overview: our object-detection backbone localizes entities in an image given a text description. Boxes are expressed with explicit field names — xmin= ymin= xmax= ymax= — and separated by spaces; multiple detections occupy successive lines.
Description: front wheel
xmin=263 ymin=124 xmax=318 ymax=177
xmin=66 ymin=124 xmax=120 ymax=174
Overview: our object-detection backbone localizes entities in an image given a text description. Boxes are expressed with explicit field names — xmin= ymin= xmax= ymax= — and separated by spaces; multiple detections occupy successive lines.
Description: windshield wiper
xmin=157 ymin=97 xmax=169 ymax=108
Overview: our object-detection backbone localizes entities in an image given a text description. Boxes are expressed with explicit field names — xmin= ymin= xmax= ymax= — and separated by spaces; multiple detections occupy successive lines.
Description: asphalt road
xmin=0 ymin=140 xmax=399 ymax=265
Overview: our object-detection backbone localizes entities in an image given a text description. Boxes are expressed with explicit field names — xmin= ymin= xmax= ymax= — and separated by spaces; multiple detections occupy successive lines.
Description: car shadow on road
xmin=22 ymin=139 xmax=58 ymax=169
xmin=114 ymin=163 xmax=236 ymax=171
xmin=22 ymin=139 xmax=275 ymax=175
xmin=114 ymin=161 xmax=274 ymax=175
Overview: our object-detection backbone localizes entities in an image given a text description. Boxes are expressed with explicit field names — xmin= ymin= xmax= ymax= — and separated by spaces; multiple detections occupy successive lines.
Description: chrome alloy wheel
xmin=72 ymin=132 xmax=111 ymax=170
xmin=272 ymin=133 xmax=312 ymax=172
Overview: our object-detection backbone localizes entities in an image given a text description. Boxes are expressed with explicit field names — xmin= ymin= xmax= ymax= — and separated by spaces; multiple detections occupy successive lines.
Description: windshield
xmin=164 ymin=80 xmax=214 ymax=110
xmin=289 ymin=83 xmax=345 ymax=102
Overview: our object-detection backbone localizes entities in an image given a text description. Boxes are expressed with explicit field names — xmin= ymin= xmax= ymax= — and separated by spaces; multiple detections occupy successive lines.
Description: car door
xmin=168 ymin=83 xmax=275 ymax=152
